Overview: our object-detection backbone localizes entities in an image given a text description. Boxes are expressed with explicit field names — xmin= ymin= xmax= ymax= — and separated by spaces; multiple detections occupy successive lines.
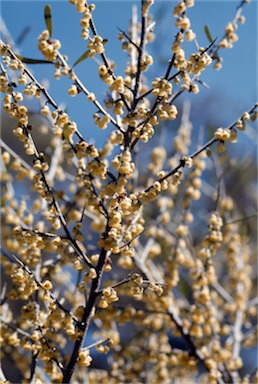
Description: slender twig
xmin=212 ymin=281 xmax=233 ymax=303
xmin=56 ymin=51 xmax=124 ymax=133
xmin=223 ymin=213 xmax=257 ymax=227
xmin=131 ymin=1 xmax=147 ymax=109
xmin=117 ymin=27 xmax=141 ymax=52
xmin=247 ymin=296 xmax=258 ymax=308
xmin=19 ymin=124 xmax=93 ymax=267
xmin=0 ymin=283 xmax=7 ymax=306
xmin=0 ymin=316 xmax=32 ymax=339
xmin=209 ymin=0 xmax=249 ymax=59
xmin=144 ymin=103 xmax=257 ymax=194
xmin=81 ymin=337 xmax=110 ymax=351
xmin=87 ymin=11 xmax=130 ymax=112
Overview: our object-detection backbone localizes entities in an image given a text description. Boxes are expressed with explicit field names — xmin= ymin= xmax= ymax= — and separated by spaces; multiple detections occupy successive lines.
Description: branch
xmin=56 ymin=51 xmax=124 ymax=133
xmin=62 ymin=247 xmax=110 ymax=383
xmin=145 ymin=103 xmax=257 ymax=193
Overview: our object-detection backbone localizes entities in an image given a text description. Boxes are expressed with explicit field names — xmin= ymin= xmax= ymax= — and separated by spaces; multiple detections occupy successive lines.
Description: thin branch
xmin=223 ymin=213 xmax=257 ymax=227
xmin=0 ymin=316 xmax=32 ymax=339
xmin=117 ymin=27 xmax=141 ymax=52
xmin=144 ymin=103 xmax=257 ymax=194
xmin=56 ymin=51 xmax=124 ymax=133
xmin=209 ymin=0 xmax=249 ymax=59
xmin=131 ymin=1 xmax=147 ymax=109
xmin=87 ymin=11 xmax=131 ymax=112
xmin=212 ymin=281 xmax=233 ymax=303
xmin=247 ymin=296 xmax=258 ymax=309
xmin=81 ymin=337 xmax=110 ymax=351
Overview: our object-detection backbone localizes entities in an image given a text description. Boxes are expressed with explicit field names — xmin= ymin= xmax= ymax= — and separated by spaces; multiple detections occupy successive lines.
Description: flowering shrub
xmin=0 ymin=0 xmax=257 ymax=383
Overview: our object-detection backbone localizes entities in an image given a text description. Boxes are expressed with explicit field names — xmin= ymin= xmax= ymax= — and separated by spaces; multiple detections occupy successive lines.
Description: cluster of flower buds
xmin=79 ymin=4 xmax=95 ymax=39
xmin=87 ymin=36 xmax=105 ymax=57
xmin=152 ymin=77 xmax=172 ymax=99
xmin=219 ymin=22 xmax=239 ymax=49
xmin=187 ymin=49 xmax=212 ymax=77
xmin=77 ymin=350 xmax=93 ymax=367
xmin=38 ymin=30 xmax=61 ymax=61
xmin=98 ymin=287 xmax=119 ymax=308
xmin=112 ymin=149 xmax=135 ymax=176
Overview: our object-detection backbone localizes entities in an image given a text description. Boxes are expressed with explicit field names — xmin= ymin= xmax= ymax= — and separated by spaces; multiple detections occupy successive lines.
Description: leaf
xmin=72 ymin=50 xmax=91 ymax=67
xmin=44 ymin=5 xmax=52 ymax=37
xmin=16 ymin=55 xmax=54 ymax=64
xmin=204 ymin=24 xmax=213 ymax=43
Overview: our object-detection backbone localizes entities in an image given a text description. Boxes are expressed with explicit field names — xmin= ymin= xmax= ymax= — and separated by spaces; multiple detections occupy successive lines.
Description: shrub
xmin=0 ymin=0 xmax=257 ymax=383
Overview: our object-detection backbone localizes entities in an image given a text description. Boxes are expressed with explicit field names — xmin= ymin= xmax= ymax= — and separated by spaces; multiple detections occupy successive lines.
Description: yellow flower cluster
xmin=77 ymin=350 xmax=92 ymax=367
xmin=151 ymin=77 xmax=172 ymax=99
xmin=98 ymin=64 xmax=113 ymax=84
xmin=112 ymin=149 xmax=135 ymax=176
xmin=148 ymin=146 xmax=166 ymax=173
xmin=173 ymin=0 xmax=194 ymax=17
xmin=93 ymin=113 xmax=110 ymax=129
xmin=205 ymin=211 xmax=223 ymax=250
xmin=98 ymin=287 xmax=119 ymax=308
xmin=219 ymin=22 xmax=239 ymax=49
xmin=87 ymin=36 xmax=105 ymax=57
xmin=79 ymin=4 xmax=95 ymax=39
xmin=157 ymin=103 xmax=178 ymax=121
xmin=38 ymin=30 xmax=61 ymax=61
xmin=109 ymin=76 xmax=125 ymax=93
xmin=214 ymin=127 xmax=231 ymax=141
xmin=10 ymin=267 xmax=38 ymax=300
xmin=140 ymin=54 xmax=153 ymax=72
xmin=68 ymin=84 xmax=78 ymax=96
xmin=13 ymin=226 xmax=45 ymax=267
xmin=86 ymin=159 xmax=107 ymax=179
xmin=187 ymin=49 xmax=212 ymax=76
xmin=175 ymin=15 xmax=191 ymax=30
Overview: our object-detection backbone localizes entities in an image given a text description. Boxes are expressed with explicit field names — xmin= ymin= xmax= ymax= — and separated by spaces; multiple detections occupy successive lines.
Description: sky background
xmin=1 ymin=0 xmax=257 ymax=144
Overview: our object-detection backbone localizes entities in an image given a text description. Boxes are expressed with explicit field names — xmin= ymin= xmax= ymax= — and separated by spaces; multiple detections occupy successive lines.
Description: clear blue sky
xmin=1 ymin=0 xmax=257 ymax=143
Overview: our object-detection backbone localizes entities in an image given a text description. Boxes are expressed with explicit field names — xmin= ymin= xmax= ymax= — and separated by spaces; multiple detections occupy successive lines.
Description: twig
xmin=87 ymin=9 xmax=130 ymax=112
xmin=212 ymin=281 xmax=233 ymax=303
xmin=223 ymin=213 xmax=257 ymax=227
xmin=117 ymin=27 xmax=141 ymax=52
xmin=81 ymin=337 xmax=110 ymax=351
xmin=56 ymin=51 xmax=124 ymax=133
xmin=144 ymin=103 xmax=257 ymax=193
xmin=209 ymin=0 xmax=249 ymax=59
xmin=247 ymin=296 xmax=258 ymax=308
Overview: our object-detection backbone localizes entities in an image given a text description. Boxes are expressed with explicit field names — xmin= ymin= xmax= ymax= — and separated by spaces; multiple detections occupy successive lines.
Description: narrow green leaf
xmin=204 ymin=25 xmax=213 ymax=43
xmin=16 ymin=55 xmax=54 ymax=64
xmin=72 ymin=50 xmax=91 ymax=67
xmin=102 ymin=39 xmax=108 ymax=45
xmin=44 ymin=5 xmax=52 ymax=37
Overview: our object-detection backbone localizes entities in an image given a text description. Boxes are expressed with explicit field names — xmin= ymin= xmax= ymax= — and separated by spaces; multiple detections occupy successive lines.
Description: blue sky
xmin=1 ymin=0 xmax=257 ymax=143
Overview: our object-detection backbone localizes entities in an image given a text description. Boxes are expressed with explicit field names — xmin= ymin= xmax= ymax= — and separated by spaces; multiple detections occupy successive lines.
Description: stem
xmin=62 ymin=247 xmax=109 ymax=383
